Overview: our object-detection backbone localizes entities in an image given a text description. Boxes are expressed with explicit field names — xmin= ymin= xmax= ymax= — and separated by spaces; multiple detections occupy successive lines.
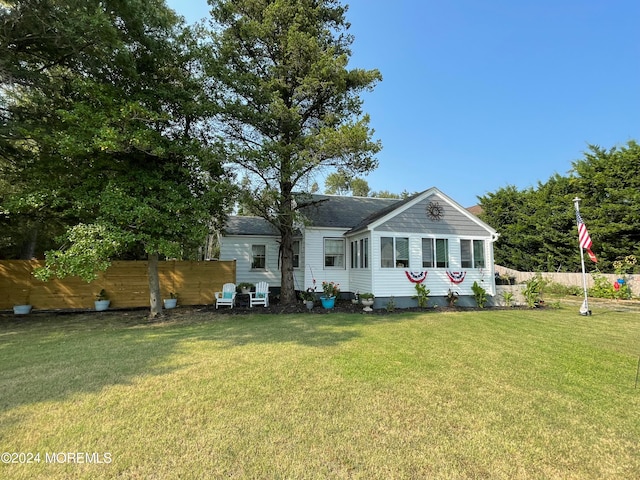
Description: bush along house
xmin=219 ymin=187 xmax=500 ymax=308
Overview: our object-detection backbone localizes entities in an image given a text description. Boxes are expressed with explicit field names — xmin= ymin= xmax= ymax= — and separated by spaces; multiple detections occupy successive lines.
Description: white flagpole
xmin=573 ymin=197 xmax=590 ymax=316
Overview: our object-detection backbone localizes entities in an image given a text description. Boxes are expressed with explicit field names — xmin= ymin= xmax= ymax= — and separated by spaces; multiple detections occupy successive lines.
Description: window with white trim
xmin=381 ymin=237 xmax=409 ymax=268
xmin=435 ymin=238 xmax=449 ymax=268
xmin=292 ymin=240 xmax=300 ymax=268
xmin=324 ymin=238 xmax=345 ymax=268
xmin=251 ymin=244 xmax=266 ymax=269
xmin=460 ymin=239 xmax=486 ymax=268
xmin=422 ymin=238 xmax=434 ymax=268
xmin=473 ymin=240 xmax=486 ymax=268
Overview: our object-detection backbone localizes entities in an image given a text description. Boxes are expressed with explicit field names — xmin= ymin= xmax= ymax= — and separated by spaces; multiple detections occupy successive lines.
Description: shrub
xmin=412 ymin=283 xmax=430 ymax=308
xmin=471 ymin=281 xmax=487 ymax=308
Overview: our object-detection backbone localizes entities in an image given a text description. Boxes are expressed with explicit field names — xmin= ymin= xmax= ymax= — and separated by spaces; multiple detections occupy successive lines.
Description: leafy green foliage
xmin=412 ymin=282 xmax=430 ymax=308
xmin=209 ymin=0 xmax=381 ymax=303
xmin=523 ymin=274 xmax=545 ymax=308
xmin=479 ymin=141 xmax=640 ymax=273
xmin=471 ymin=281 xmax=487 ymax=308
xmin=1 ymin=1 xmax=233 ymax=314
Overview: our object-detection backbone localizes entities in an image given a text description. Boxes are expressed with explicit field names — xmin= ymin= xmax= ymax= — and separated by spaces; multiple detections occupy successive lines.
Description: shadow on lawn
xmin=0 ymin=311 xmax=202 ymax=411
xmin=0 ymin=306 xmax=412 ymax=411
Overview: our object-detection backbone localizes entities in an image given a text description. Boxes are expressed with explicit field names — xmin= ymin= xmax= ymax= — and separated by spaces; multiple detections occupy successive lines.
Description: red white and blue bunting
xmin=405 ymin=271 xmax=428 ymax=283
xmin=446 ymin=271 xmax=467 ymax=284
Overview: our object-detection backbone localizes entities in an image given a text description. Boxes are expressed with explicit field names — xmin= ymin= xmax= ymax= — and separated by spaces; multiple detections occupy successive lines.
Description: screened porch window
xmin=422 ymin=238 xmax=434 ymax=268
xmin=381 ymin=237 xmax=409 ymax=268
xmin=435 ymin=238 xmax=449 ymax=268
xmin=460 ymin=239 xmax=486 ymax=268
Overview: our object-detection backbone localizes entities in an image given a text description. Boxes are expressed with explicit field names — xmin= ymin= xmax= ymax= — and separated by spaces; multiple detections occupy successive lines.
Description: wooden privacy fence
xmin=0 ymin=260 xmax=236 ymax=311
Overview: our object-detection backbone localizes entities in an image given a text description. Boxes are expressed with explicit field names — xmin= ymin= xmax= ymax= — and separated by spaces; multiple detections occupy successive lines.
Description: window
xmin=350 ymin=239 xmax=369 ymax=269
xmin=351 ymin=241 xmax=357 ymax=268
xmin=361 ymin=238 xmax=369 ymax=268
xmin=292 ymin=240 xmax=300 ymax=268
xmin=473 ymin=240 xmax=486 ymax=268
xmin=460 ymin=239 xmax=486 ymax=268
xmin=436 ymin=238 xmax=449 ymax=268
xmin=381 ymin=237 xmax=409 ymax=268
xmin=324 ymin=238 xmax=345 ymax=268
xmin=251 ymin=244 xmax=266 ymax=269
xmin=422 ymin=238 xmax=434 ymax=268
xmin=461 ymin=240 xmax=473 ymax=268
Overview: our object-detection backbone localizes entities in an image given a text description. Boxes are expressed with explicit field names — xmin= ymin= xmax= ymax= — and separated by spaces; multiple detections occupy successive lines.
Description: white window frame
xmin=381 ymin=236 xmax=409 ymax=268
xmin=292 ymin=240 xmax=300 ymax=269
xmin=324 ymin=238 xmax=345 ymax=269
xmin=251 ymin=244 xmax=266 ymax=270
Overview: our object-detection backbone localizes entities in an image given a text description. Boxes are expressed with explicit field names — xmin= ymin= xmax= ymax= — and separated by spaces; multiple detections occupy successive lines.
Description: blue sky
xmin=167 ymin=0 xmax=639 ymax=207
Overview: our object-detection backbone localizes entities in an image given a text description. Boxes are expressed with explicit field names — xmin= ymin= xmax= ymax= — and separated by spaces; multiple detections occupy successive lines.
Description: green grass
xmin=1 ymin=305 xmax=639 ymax=479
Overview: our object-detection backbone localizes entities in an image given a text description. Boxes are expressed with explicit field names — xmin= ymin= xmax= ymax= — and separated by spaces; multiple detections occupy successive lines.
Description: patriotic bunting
xmin=405 ymin=271 xmax=428 ymax=283
xmin=446 ymin=271 xmax=466 ymax=284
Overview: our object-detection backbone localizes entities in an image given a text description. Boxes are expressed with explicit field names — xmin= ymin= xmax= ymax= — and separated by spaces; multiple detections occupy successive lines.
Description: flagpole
xmin=573 ymin=197 xmax=590 ymax=316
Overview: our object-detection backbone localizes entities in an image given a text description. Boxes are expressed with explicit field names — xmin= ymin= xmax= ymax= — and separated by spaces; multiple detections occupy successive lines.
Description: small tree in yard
xmin=208 ymin=0 xmax=382 ymax=305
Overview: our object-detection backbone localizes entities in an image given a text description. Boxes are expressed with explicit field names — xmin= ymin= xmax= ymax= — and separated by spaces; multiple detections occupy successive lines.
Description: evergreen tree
xmin=208 ymin=0 xmax=381 ymax=304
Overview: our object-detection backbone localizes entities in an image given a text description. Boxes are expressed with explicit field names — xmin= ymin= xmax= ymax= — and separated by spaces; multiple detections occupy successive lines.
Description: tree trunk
xmin=20 ymin=225 xmax=38 ymax=259
xmin=148 ymin=252 xmax=162 ymax=318
xmin=280 ymin=226 xmax=296 ymax=305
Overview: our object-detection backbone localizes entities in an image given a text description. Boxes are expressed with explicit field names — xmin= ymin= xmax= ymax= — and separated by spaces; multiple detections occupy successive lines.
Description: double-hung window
xmin=324 ymin=238 xmax=345 ymax=268
xmin=251 ymin=245 xmax=266 ymax=269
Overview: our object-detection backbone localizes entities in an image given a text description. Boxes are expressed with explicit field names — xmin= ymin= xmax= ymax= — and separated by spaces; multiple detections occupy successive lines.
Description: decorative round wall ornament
xmin=426 ymin=201 xmax=444 ymax=220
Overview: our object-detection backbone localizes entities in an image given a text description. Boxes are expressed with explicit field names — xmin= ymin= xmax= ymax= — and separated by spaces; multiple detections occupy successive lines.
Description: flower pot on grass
xmin=163 ymin=298 xmax=178 ymax=309
xmin=95 ymin=289 xmax=110 ymax=311
xmin=163 ymin=292 xmax=178 ymax=309
xmin=13 ymin=304 xmax=32 ymax=315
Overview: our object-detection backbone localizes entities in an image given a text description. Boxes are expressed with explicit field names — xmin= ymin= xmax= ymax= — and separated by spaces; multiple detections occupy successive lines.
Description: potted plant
xmin=163 ymin=292 xmax=178 ymax=309
xmin=94 ymin=289 xmax=110 ymax=311
xmin=320 ymin=281 xmax=339 ymax=309
xmin=360 ymin=292 xmax=375 ymax=312
xmin=300 ymin=288 xmax=316 ymax=310
xmin=238 ymin=282 xmax=254 ymax=294
xmin=13 ymin=287 xmax=32 ymax=315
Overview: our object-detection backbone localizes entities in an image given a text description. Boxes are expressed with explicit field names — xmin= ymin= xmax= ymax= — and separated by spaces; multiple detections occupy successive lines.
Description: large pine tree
xmin=208 ymin=0 xmax=382 ymax=304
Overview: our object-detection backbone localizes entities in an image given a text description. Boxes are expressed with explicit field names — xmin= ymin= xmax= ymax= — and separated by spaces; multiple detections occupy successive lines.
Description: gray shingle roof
xmin=223 ymin=216 xmax=279 ymax=236
xmin=222 ymin=194 xmax=402 ymax=235
xmin=297 ymin=194 xmax=400 ymax=228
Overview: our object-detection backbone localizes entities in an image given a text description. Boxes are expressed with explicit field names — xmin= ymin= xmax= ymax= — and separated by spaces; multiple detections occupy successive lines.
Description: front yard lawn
xmin=1 ymin=305 xmax=639 ymax=479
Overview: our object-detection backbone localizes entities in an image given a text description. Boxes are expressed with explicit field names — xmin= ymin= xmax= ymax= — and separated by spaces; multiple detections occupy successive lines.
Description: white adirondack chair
xmin=249 ymin=281 xmax=269 ymax=307
xmin=215 ymin=283 xmax=237 ymax=309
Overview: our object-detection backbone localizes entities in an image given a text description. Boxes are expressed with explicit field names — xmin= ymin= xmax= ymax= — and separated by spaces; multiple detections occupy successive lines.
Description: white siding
xmin=346 ymin=233 xmax=374 ymax=294
xmin=304 ymin=227 xmax=351 ymax=293
xmin=219 ymin=235 xmax=304 ymax=288
xmin=371 ymin=232 xmax=496 ymax=298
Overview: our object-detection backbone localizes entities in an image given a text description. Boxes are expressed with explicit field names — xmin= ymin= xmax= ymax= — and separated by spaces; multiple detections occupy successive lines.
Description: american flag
xmin=576 ymin=210 xmax=597 ymax=262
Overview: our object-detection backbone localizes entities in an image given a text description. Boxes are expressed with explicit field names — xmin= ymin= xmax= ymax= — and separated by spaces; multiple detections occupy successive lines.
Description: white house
xmin=219 ymin=187 xmax=500 ymax=308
